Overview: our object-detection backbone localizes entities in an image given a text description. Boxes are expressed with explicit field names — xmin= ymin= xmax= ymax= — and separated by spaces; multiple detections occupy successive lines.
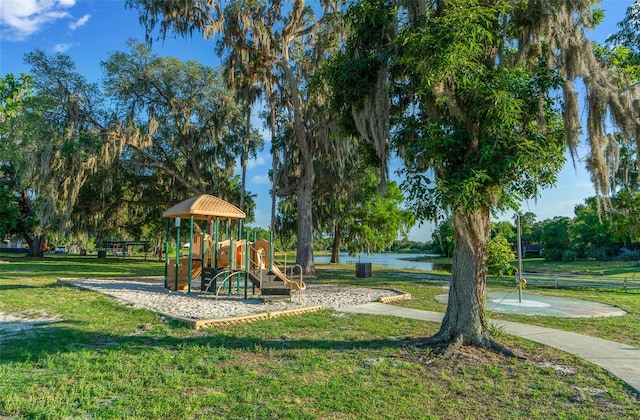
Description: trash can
xmin=355 ymin=262 xmax=372 ymax=278
xmin=97 ymin=249 xmax=107 ymax=259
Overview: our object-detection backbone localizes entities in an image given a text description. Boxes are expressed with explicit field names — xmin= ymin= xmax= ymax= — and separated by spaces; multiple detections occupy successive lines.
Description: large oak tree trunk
xmin=17 ymin=190 xmax=44 ymax=257
xmin=441 ymin=207 xmax=490 ymax=345
xmin=295 ymin=169 xmax=315 ymax=274
xmin=27 ymin=234 xmax=45 ymax=258
xmin=421 ymin=206 xmax=516 ymax=355
xmin=330 ymin=224 xmax=341 ymax=264
xmin=278 ymin=54 xmax=316 ymax=275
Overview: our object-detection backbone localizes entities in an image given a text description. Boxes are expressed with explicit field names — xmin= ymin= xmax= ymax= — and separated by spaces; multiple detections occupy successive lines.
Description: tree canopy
xmin=327 ymin=0 xmax=640 ymax=353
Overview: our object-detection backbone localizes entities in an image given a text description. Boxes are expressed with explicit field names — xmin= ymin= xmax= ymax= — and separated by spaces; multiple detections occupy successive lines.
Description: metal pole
xmin=269 ymin=231 xmax=274 ymax=272
xmin=229 ymin=239 xmax=234 ymax=296
xmin=201 ymin=221 xmax=206 ymax=257
xmin=252 ymin=231 xmax=257 ymax=295
xmin=214 ymin=217 xmax=219 ymax=271
xmin=188 ymin=215 xmax=194 ymax=294
xmin=244 ymin=230 xmax=249 ymax=299
xmin=237 ymin=219 xmax=243 ymax=293
xmin=201 ymin=220 xmax=206 ymax=287
xmin=516 ymin=213 xmax=523 ymax=303
xmin=175 ymin=216 xmax=181 ymax=292
xmin=207 ymin=220 xmax=213 ymax=267
xmin=164 ymin=218 xmax=170 ymax=288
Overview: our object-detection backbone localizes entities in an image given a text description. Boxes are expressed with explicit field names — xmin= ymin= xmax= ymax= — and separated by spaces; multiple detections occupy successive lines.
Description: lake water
xmin=315 ymin=252 xmax=437 ymax=271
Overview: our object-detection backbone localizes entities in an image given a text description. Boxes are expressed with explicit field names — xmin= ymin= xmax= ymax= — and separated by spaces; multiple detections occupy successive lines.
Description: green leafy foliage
xmin=541 ymin=217 xmax=573 ymax=261
xmin=487 ymin=235 xmax=516 ymax=278
xmin=431 ymin=216 xmax=455 ymax=258
xmin=395 ymin=0 xmax=566 ymax=217
xmin=343 ymin=179 xmax=415 ymax=254
xmin=0 ymin=74 xmax=33 ymax=239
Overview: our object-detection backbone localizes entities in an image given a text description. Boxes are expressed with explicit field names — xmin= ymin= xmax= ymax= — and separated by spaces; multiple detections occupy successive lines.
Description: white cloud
xmin=247 ymin=154 xmax=268 ymax=170
xmin=0 ymin=0 xmax=76 ymax=41
xmin=53 ymin=43 xmax=71 ymax=53
xmin=69 ymin=13 xmax=89 ymax=30
xmin=251 ymin=175 xmax=270 ymax=185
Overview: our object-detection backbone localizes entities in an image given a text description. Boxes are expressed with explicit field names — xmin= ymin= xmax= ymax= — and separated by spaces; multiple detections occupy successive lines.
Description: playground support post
xmin=175 ymin=216 xmax=181 ymax=292
xmin=228 ymin=239 xmax=234 ymax=296
xmin=214 ymin=217 xmax=219 ymax=272
xmin=164 ymin=218 xmax=170 ymax=288
xmin=252 ymin=231 xmax=257 ymax=295
xmin=200 ymin=220 xmax=207 ymax=286
xmin=236 ymin=220 xmax=243 ymax=293
xmin=188 ymin=215 xmax=194 ymax=294
xmin=244 ymin=230 xmax=249 ymax=299
xmin=201 ymin=220 xmax=206 ymax=258
xmin=269 ymin=231 xmax=274 ymax=272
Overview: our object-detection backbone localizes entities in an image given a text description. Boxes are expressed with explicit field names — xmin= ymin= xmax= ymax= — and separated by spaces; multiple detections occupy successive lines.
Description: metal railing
xmin=519 ymin=273 xmax=640 ymax=291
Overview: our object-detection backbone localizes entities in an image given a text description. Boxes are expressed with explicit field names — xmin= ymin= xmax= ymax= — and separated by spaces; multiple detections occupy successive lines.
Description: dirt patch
xmin=0 ymin=310 xmax=62 ymax=336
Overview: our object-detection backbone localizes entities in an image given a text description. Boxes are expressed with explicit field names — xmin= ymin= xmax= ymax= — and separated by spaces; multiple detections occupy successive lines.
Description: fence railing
xmin=520 ymin=273 xmax=640 ymax=291
xmin=333 ymin=259 xmax=640 ymax=292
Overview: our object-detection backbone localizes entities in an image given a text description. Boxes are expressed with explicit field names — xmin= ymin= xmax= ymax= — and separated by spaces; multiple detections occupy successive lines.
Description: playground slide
xmin=251 ymin=238 xmax=305 ymax=290
xmin=270 ymin=264 xmax=305 ymax=291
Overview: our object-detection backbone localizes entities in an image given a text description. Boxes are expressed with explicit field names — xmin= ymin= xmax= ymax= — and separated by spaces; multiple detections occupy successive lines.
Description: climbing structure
xmin=162 ymin=194 xmax=304 ymax=299
xmin=213 ymin=237 xmax=305 ymax=301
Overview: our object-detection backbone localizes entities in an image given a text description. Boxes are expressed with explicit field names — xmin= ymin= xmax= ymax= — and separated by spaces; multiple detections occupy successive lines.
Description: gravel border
xmin=56 ymin=278 xmax=409 ymax=324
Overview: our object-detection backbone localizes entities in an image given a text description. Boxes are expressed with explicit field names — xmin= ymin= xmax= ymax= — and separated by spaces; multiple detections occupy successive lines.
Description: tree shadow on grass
xmin=0 ymin=283 xmax=63 ymax=291
xmin=0 ymin=319 xmax=414 ymax=365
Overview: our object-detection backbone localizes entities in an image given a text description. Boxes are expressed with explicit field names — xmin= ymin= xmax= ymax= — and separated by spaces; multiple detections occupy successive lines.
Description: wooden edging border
xmin=168 ymin=305 xmax=324 ymax=329
xmin=57 ymin=277 xmax=163 ymax=283
xmin=378 ymin=289 xmax=412 ymax=304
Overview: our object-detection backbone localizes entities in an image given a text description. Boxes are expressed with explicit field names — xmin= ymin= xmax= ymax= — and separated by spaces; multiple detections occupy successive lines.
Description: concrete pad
xmin=338 ymin=302 xmax=444 ymax=323
xmin=436 ymin=292 xmax=626 ymax=318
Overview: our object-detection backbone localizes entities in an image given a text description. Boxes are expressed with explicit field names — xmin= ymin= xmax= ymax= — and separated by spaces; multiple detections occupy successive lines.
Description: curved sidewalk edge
xmin=336 ymin=302 xmax=640 ymax=396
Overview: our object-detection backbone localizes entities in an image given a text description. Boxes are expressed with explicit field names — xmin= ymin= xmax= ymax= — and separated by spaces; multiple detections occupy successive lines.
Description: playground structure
xmin=162 ymin=194 xmax=305 ymax=300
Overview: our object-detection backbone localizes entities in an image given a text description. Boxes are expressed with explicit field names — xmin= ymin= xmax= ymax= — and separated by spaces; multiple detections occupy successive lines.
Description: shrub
xmin=544 ymin=248 xmax=564 ymax=261
xmin=562 ymin=250 xmax=577 ymax=262
xmin=585 ymin=246 xmax=614 ymax=261
xmin=615 ymin=248 xmax=640 ymax=262
xmin=488 ymin=235 xmax=516 ymax=278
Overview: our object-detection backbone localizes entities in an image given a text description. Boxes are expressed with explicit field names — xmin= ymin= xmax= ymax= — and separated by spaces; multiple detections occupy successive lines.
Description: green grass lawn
xmin=1 ymin=256 xmax=639 ymax=419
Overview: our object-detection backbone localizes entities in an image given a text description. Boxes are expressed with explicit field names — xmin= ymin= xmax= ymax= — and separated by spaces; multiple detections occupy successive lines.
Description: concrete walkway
xmin=336 ymin=302 xmax=640 ymax=395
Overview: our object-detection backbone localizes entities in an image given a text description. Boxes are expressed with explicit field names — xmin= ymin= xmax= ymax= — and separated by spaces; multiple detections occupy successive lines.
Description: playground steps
xmin=248 ymin=268 xmax=293 ymax=299
xmin=261 ymin=286 xmax=292 ymax=295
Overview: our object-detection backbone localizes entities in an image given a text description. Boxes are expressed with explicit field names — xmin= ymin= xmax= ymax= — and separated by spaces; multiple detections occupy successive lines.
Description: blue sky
xmin=0 ymin=0 xmax=635 ymax=241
